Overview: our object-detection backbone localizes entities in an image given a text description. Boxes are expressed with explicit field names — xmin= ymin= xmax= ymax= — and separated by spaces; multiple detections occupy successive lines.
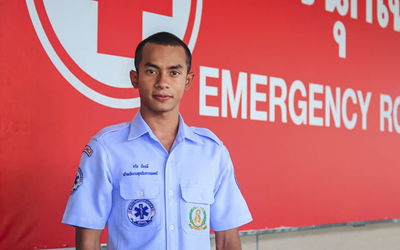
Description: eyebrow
xmin=144 ymin=62 xmax=183 ymax=70
xmin=168 ymin=64 xmax=183 ymax=70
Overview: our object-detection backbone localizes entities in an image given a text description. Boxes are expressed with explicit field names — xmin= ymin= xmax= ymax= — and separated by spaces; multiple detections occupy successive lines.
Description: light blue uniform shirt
xmin=62 ymin=112 xmax=252 ymax=250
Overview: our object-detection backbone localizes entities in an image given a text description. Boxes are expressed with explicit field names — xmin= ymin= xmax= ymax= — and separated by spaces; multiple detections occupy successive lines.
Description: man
xmin=62 ymin=32 xmax=252 ymax=250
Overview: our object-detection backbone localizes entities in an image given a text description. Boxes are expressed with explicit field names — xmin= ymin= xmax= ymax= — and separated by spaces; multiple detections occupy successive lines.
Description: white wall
xmin=211 ymin=222 xmax=400 ymax=250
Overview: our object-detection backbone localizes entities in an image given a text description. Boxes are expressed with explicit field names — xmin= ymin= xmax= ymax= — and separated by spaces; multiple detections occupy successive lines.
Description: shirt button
xmin=169 ymin=225 xmax=174 ymax=230
xmin=168 ymin=190 xmax=173 ymax=196
xmin=139 ymin=191 xmax=144 ymax=196
xmin=198 ymin=196 xmax=202 ymax=201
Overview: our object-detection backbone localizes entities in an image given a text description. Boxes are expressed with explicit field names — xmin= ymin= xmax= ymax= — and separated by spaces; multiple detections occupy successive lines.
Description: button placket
xmin=165 ymin=141 xmax=183 ymax=249
xmin=165 ymin=153 xmax=177 ymax=250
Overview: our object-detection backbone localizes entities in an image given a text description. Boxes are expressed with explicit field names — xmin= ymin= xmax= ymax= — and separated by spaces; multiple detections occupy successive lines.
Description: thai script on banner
xmin=301 ymin=0 xmax=400 ymax=58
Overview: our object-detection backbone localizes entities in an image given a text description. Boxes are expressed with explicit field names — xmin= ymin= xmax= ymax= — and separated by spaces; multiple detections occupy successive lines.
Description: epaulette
xmin=191 ymin=127 xmax=222 ymax=145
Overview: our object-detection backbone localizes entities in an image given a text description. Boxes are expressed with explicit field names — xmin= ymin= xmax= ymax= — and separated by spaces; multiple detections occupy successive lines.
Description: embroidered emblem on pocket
xmin=127 ymin=199 xmax=155 ymax=227
xmin=189 ymin=207 xmax=207 ymax=230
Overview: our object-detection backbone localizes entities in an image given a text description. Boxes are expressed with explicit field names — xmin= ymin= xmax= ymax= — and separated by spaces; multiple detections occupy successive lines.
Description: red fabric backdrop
xmin=1 ymin=0 xmax=400 ymax=249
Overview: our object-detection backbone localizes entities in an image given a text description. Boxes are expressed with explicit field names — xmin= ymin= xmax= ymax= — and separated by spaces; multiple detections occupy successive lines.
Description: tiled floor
xmin=49 ymin=222 xmax=400 ymax=250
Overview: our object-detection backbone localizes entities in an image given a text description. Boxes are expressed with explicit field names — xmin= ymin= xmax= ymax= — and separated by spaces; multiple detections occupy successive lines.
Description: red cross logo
xmin=27 ymin=0 xmax=201 ymax=109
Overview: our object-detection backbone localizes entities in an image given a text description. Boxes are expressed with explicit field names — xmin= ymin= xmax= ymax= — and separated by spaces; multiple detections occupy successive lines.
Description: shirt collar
xmin=128 ymin=111 xmax=203 ymax=144
xmin=127 ymin=111 xmax=151 ymax=140
xmin=176 ymin=114 xmax=203 ymax=144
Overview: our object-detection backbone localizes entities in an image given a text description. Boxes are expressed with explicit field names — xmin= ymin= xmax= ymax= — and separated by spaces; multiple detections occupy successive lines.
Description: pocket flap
xmin=180 ymin=184 xmax=214 ymax=204
xmin=120 ymin=179 xmax=160 ymax=199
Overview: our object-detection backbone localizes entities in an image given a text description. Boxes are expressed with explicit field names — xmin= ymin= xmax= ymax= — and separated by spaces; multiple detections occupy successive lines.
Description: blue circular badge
xmin=71 ymin=167 xmax=83 ymax=193
xmin=127 ymin=199 xmax=155 ymax=227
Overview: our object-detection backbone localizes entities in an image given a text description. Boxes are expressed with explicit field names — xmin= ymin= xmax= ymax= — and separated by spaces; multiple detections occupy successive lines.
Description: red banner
xmin=1 ymin=0 xmax=400 ymax=249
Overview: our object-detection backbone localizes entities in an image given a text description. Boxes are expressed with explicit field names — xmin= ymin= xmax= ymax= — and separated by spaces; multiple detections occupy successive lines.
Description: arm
xmin=215 ymin=228 xmax=242 ymax=250
xmin=75 ymin=227 xmax=103 ymax=250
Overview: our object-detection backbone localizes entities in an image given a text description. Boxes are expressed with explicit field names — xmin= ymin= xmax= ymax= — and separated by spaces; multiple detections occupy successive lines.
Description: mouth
xmin=153 ymin=94 xmax=171 ymax=101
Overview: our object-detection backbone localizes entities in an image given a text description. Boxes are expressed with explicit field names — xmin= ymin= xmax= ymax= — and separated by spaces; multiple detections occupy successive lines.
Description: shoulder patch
xmin=95 ymin=122 xmax=129 ymax=139
xmin=71 ymin=167 xmax=83 ymax=193
xmin=82 ymin=145 xmax=93 ymax=157
xmin=191 ymin=127 xmax=222 ymax=145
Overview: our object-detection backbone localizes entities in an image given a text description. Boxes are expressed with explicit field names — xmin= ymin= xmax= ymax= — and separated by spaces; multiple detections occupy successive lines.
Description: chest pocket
xmin=119 ymin=179 xmax=161 ymax=231
xmin=180 ymin=184 xmax=214 ymax=234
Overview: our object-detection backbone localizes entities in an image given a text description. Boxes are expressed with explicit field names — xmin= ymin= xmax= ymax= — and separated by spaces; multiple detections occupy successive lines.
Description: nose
xmin=155 ymin=72 xmax=170 ymax=89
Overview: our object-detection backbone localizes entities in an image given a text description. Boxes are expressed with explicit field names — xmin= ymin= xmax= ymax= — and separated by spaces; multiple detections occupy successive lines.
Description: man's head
xmin=129 ymin=32 xmax=195 ymax=116
xmin=134 ymin=32 xmax=192 ymax=74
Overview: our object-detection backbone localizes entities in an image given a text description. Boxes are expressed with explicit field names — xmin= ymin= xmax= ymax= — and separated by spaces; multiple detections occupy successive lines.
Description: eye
xmin=146 ymin=69 xmax=156 ymax=75
xmin=170 ymin=71 xmax=180 ymax=76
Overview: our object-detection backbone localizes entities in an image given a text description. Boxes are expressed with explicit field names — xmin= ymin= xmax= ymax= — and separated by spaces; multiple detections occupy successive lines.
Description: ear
xmin=130 ymin=70 xmax=138 ymax=88
xmin=184 ymin=72 xmax=195 ymax=90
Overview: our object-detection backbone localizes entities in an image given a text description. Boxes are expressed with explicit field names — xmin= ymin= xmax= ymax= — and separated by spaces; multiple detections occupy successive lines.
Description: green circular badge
xmin=189 ymin=207 xmax=207 ymax=230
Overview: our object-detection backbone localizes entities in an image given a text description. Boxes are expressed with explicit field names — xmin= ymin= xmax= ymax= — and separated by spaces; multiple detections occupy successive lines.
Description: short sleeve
xmin=62 ymin=138 xmax=113 ymax=229
xmin=210 ymin=145 xmax=252 ymax=231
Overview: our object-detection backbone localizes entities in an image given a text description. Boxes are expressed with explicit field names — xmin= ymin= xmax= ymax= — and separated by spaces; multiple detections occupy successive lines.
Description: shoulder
xmin=84 ymin=122 xmax=129 ymax=157
xmin=93 ymin=122 xmax=130 ymax=142
xmin=190 ymin=126 xmax=223 ymax=146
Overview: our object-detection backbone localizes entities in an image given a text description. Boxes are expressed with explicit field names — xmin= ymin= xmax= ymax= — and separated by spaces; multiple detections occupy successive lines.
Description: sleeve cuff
xmin=212 ymin=215 xmax=253 ymax=232
xmin=62 ymin=214 xmax=106 ymax=230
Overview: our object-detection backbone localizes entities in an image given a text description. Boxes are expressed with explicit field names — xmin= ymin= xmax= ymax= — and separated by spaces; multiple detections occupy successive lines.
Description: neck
xmin=140 ymin=109 xmax=180 ymax=152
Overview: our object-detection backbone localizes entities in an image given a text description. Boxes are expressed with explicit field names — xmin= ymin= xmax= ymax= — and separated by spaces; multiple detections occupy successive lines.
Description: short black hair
xmin=134 ymin=32 xmax=192 ymax=74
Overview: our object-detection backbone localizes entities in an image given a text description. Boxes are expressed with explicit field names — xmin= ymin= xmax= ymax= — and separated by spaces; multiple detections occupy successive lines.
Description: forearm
xmin=216 ymin=241 xmax=242 ymax=250
xmin=215 ymin=228 xmax=242 ymax=250
xmin=75 ymin=227 xmax=102 ymax=250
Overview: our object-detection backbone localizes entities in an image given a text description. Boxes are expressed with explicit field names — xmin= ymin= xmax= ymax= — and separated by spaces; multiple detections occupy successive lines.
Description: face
xmin=130 ymin=43 xmax=194 ymax=117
